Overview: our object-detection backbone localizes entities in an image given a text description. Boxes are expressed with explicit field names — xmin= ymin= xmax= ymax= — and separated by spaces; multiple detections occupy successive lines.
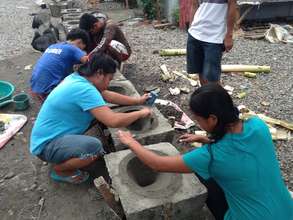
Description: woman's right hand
xmin=179 ymin=134 xmax=211 ymax=144
xmin=117 ymin=130 xmax=136 ymax=146
xmin=139 ymin=108 xmax=152 ymax=118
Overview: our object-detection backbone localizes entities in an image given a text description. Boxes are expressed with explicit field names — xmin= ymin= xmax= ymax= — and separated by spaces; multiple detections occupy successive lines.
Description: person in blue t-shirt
xmin=30 ymin=53 xmax=152 ymax=184
xmin=118 ymin=84 xmax=293 ymax=220
xmin=30 ymin=28 xmax=89 ymax=102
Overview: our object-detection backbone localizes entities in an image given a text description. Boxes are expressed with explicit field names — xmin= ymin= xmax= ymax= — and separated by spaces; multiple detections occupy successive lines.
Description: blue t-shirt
xmin=30 ymin=73 xmax=106 ymax=155
xmin=30 ymin=42 xmax=86 ymax=94
xmin=183 ymin=117 xmax=293 ymax=220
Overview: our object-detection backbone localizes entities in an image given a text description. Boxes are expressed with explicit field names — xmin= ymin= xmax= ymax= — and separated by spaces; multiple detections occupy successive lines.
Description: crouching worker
xmin=117 ymin=84 xmax=293 ymax=220
xmin=30 ymin=28 xmax=89 ymax=103
xmin=30 ymin=53 xmax=151 ymax=184
xmin=79 ymin=13 xmax=131 ymax=64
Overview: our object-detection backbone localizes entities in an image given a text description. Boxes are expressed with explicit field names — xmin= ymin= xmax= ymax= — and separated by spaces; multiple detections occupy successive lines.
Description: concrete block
xmin=62 ymin=20 xmax=79 ymax=32
xmin=107 ymin=80 xmax=140 ymax=108
xmin=61 ymin=8 xmax=82 ymax=15
xmin=105 ymin=143 xmax=207 ymax=220
xmin=108 ymin=106 xmax=174 ymax=151
xmin=49 ymin=3 xmax=62 ymax=17
xmin=62 ymin=13 xmax=82 ymax=21
xmin=113 ymin=69 xmax=126 ymax=81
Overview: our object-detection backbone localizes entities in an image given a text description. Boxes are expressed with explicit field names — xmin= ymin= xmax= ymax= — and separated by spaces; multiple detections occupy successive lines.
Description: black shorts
xmin=187 ymin=34 xmax=224 ymax=82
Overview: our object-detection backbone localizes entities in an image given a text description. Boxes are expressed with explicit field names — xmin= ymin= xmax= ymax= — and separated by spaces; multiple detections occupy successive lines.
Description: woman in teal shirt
xmin=117 ymin=84 xmax=293 ymax=220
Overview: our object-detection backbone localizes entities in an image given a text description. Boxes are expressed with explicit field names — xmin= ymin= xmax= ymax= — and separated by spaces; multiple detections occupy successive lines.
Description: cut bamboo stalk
xmin=222 ymin=65 xmax=271 ymax=73
xmin=159 ymin=49 xmax=187 ymax=56
xmin=154 ymin=23 xmax=172 ymax=29
xmin=94 ymin=177 xmax=124 ymax=219
xmin=160 ymin=64 xmax=173 ymax=81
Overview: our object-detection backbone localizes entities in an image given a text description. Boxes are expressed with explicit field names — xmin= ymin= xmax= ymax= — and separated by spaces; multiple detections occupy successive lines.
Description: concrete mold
xmin=107 ymin=80 xmax=140 ymax=108
xmin=108 ymin=106 xmax=174 ymax=151
xmin=105 ymin=143 xmax=207 ymax=220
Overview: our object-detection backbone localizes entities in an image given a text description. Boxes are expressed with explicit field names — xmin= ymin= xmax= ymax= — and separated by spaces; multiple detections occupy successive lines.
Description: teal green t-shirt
xmin=183 ymin=117 xmax=293 ymax=220
xmin=30 ymin=73 xmax=106 ymax=155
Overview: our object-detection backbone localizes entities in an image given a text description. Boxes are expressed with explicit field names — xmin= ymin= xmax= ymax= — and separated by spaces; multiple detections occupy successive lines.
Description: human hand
xmin=117 ymin=130 xmax=136 ymax=146
xmin=139 ymin=107 xmax=152 ymax=118
xmin=179 ymin=134 xmax=211 ymax=144
xmin=136 ymin=93 xmax=150 ymax=105
xmin=224 ymin=35 xmax=233 ymax=52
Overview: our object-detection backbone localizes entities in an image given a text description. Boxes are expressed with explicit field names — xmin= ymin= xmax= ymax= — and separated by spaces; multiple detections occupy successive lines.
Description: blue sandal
xmin=50 ymin=170 xmax=89 ymax=184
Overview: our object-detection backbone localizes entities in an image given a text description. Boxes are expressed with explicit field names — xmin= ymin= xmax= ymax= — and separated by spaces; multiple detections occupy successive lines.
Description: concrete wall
xmin=136 ymin=0 xmax=179 ymax=22
xmin=163 ymin=0 xmax=179 ymax=22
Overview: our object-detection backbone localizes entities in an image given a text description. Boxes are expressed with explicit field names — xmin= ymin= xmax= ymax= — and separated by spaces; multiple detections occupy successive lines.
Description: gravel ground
xmin=0 ymin=0 xmax=39 ymax=60
xmin=122 ymin=23 xmax=293 ymax=190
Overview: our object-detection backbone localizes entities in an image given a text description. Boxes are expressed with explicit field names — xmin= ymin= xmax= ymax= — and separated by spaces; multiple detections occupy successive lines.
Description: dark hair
xmin=66 ymin=28 xmax=89 ymax=47
xmin=189 ymin=84 xmax=239 ymax=142
xmin=78 ymin=52 xmax=117 ymax=77
xmin=79 ymin=13 xmax=98 ymax=31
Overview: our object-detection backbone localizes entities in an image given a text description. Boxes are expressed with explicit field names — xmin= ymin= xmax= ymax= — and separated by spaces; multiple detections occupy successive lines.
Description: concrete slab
xmin=62 ymin=13 xmax=82 ymax=21
xmin=61 ymin=8 xmax=82 ymax=15
xmin=107 ymin=80 xmax=140 ymax=108
xmin=105 ymin=143 xmax=207 ymax=220
xmin=108 ymin=106 xmax=174 ymax=151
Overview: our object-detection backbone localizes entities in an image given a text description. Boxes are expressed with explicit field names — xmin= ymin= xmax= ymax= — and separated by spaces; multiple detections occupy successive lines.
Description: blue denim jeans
xmin=38 ymin=135 xmax=105 ymax=164
xmin=187 ymin=34 xmax=224 ymax=82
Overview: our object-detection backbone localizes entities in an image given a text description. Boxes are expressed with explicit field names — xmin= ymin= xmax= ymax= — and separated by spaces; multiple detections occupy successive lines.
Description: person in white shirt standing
xmin=187 ymin=0 xmax=237 ymax=85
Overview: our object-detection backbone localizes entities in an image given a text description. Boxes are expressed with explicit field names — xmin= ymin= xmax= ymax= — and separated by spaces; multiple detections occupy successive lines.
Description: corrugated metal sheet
xmin=238 ymin=0 xmax=293 ymax=5
xmin=238 ymin=0 xmax=293 ymax=22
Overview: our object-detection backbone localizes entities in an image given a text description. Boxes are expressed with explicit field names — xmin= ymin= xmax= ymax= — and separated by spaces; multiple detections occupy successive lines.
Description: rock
xmin=180 ymin=87 xmax=190 ymax=94
xmin=29 ymin=183 xmax=38 ymax=191
xmin=4 ymin=172 xmax=15 ymax=180
xmin=169 ymin=87 xmax=180 ymax=96
xmin=8 ymin=209 xmax=14 ymax=216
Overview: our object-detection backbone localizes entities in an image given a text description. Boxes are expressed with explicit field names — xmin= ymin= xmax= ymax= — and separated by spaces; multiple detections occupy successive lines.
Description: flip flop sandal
xmin=50 ymin=169 xmax=89 ymax=184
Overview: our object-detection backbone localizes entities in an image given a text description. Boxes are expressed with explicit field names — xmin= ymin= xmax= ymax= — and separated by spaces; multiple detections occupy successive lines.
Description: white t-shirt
xmin=188 ymin=0 xmax=228 ymax=44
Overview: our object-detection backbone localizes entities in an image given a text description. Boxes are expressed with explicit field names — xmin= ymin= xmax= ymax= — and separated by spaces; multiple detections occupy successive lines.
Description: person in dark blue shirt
xmin=30 ymin=28 xmax=89 ymax=102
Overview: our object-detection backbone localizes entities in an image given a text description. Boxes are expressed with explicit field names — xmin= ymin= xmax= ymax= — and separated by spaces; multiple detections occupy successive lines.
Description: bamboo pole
xmin=159 ymin=49 xmax=187 ymax=56
xmin=221 ymin=65 xmax=271 ymax=73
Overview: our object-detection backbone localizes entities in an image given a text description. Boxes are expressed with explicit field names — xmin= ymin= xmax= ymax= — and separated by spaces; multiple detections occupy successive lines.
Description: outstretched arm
xmin=102 ymin=90 xmax=149 ymax=106
xmin=118 ymin=131 xmax=192 ymax=173
xmin=224 ymin=0 xmax=237 ymax=52
xmin=90 ymin=106 xmax=151 ymax=128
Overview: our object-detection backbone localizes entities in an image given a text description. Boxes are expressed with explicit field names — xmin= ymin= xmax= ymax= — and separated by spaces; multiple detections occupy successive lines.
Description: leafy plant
xmin=172 ymin=8 xmax=180 ymax=25
xmin=140 ymin=0 xmax=156 ymax=20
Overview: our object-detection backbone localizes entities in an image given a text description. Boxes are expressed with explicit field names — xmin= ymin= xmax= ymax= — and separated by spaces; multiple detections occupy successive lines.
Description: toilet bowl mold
xmin=108 ymin=106 xmax=174 ymax=151
xmin=105 ymin=143 xmax=207 ymax=220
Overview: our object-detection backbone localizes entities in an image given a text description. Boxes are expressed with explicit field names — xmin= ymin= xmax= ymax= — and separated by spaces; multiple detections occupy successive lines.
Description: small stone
xmin=180 ymin=87 xmax=190 ymax=94
xmin=21 ymin=137 xmax=27 ymax=143
xmin=16 ymin=131 xmax=23 ymax=136
xmin=261 ymin=101 xmax=270 ymax=106
xmin=42 ymin=162 xmax=48 ymax=166
xmin=169 ymin=87 xmax=181 ymax=96
xmin=8 ymin=209 xmax=14 ymax=216
xmin=29 ymin=183 xmax=38 ymax=191
xmin=4 ymin=172 xmax=15 ymax=180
